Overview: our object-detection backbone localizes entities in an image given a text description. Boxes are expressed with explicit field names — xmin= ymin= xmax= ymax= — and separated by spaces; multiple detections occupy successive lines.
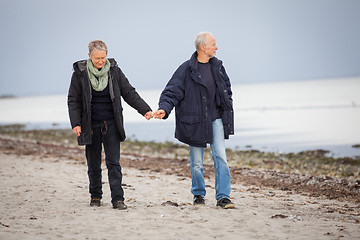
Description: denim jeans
xmin=189 ymin=118 xmax=231 ymax=200
xmin=85 ymin=120 xmax=124 ymax=204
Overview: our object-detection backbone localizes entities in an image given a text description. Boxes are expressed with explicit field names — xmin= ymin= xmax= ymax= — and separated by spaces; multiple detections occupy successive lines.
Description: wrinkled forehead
xmin=206 ymin=35 xmax=216 ymax=45
xmin=90 ymin=50 xmax=107 ymax=58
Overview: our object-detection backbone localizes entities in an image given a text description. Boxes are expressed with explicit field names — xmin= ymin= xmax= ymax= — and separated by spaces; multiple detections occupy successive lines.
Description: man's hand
xmin=144 ymin=111 xmax=154 ymax=120
xmin=72 ymin=126 xmax=81 ymax=136
xmin=154 ymin=109 xmax=166 ymax=119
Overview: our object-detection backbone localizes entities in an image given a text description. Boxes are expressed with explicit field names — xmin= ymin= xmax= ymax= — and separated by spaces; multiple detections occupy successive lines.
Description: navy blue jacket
xmin=68 ymin=58 xmax=152 ymax=145
xmin=158 ymin=52 xmax=234 ymax=147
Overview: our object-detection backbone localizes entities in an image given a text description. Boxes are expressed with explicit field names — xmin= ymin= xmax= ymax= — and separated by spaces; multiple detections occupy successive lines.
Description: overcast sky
xmin=1 ymin=0 xmax=359 ymax=96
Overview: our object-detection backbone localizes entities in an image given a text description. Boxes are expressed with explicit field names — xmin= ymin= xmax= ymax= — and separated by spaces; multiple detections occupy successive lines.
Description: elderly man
xmin=154 ymin=32 xmax=235 ymax=209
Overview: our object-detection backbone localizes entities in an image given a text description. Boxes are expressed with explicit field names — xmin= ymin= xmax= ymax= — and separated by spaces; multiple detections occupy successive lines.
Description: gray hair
xmin=194 ymin=32 xmax=213 ymax=50
xmin=88 ymin=40 xmax=108 ymax=56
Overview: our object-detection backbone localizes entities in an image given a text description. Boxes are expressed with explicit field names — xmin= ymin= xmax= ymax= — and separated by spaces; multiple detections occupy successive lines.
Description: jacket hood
xmin=73 ymin=58 xmax=117 ymax=72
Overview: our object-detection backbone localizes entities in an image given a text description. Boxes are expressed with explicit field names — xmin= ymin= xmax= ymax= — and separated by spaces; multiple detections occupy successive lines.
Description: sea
xmin=1 ymin=78 xmax=360 ymax=158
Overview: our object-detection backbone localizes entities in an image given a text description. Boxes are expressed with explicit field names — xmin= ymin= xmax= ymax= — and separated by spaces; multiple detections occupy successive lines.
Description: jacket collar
xmin=73 ymin=58 xmax=117 ymax=72
xmin=189 ymin=51 xmax=222 ymax=71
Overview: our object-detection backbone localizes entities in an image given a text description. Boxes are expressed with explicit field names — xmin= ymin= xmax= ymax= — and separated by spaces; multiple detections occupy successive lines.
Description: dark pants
xmin=85 ymin=120 xmax=124 ymax=204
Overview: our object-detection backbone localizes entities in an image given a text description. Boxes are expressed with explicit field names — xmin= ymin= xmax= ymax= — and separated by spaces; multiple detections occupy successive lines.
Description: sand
xmin=0 ymin=151 xmax=359 ymax=240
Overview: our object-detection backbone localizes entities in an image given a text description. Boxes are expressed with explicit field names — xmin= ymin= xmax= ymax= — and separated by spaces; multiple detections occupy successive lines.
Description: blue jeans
xmin=85 ymin=120 xmax=124 ymax=204
xmin=189 ymin=118 xmax=231 ymax=200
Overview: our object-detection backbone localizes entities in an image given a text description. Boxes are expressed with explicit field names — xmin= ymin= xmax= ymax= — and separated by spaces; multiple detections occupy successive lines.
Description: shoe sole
xmin=223 ymin=204 xmax=235 ymax=209
xmin=90 ymin=200 xmax=101 ymax=207
xmin=113 ymin=204 xmax=127 ymax=210
xmin=193 ymin=203 xmax=205 ymax=206
xmin=217 ymin=203 xmax=235 ymax=209
xmin=113 ymin=207 xmax=127 ymax=210
xmin=90 ymin=204 xmax=100 ymax=207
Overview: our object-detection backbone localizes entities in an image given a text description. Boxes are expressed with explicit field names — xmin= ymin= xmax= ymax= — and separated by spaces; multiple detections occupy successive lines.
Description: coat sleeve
xmin=116 ymin=68 xmax=152 ymax=115
xmin=158 ymin=65 xmax=186 ymax=119
xmin=67 ymin=71 xmax=83 ymax=128
xmin=219 ymin=64 xmax=234 ymax=137
xmin=220 ymin=65 xmax=233 ymax=108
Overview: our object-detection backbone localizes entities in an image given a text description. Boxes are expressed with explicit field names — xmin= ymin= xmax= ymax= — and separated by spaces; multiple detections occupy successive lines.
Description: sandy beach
xmin=0 ymin=137 xmax=359 ymax=240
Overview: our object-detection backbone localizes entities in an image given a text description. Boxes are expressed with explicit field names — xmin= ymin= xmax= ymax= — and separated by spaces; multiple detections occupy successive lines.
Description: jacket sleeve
xmin=219 ymin=64 xmax=234 ymax=137
xmin=220 ymin=65 xmax=233 ymax=108
xmin=158 ymin=65 xmax=186 ymax=119
xmin=117 ymin=68 xmax=152 ymax=115
xmin=67 ymin=71 xmax=82 ymax=128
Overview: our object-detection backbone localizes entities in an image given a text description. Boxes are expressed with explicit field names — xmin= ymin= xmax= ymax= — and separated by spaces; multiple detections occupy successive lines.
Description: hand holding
xmin=144 ymin=111 xmax=154 ymax=120
xmin=154 ymin=109 xmax=166 ymax=119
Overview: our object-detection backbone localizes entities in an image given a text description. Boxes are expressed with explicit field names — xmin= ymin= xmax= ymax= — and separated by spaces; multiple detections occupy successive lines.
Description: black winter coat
xmin=68 ymin=58 xmax=152 ymax=145
xmin=158 ymin=52 xmax=234 ymax=147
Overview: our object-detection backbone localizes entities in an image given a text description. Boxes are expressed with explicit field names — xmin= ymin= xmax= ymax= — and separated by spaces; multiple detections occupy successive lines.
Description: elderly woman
xmin=68 ymin=40 xmax=153 ymax=210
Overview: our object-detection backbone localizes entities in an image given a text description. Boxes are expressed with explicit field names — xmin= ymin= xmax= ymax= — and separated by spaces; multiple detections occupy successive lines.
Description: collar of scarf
xmin=86 ymin=59 xmax=110 ymax=91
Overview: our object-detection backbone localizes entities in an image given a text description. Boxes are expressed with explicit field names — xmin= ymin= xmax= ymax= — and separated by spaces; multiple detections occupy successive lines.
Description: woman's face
xmin=88 ymin=50 xmax=107 ymax=69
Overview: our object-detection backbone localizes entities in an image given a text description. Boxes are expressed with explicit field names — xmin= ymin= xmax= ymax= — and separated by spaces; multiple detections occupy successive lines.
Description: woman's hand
xmin=72 ymin=126 xmax=81 ymax=136
xmin=144 ymin=111 xmax=154 ymax=120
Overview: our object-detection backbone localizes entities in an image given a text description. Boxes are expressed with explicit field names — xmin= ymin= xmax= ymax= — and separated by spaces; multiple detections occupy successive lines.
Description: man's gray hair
xmin=88 ymin=40 xmax=108 ymax=56
xmin=194 ymin=32 xmax=213 ymax=50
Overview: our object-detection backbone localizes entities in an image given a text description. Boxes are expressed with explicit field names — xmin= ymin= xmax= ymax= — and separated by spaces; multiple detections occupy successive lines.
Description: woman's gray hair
xmin=88 ymin=40 xmax=108 ymax=56
xmin=194 ymin=32 xmax=213 ymax=50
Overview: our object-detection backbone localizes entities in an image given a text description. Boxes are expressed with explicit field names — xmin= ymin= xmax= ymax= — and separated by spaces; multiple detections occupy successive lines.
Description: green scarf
xmin=86 ymin=59 xmax=110 ymax=91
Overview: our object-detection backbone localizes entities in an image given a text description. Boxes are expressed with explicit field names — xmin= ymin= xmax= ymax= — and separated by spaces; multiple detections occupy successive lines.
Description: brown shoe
xmin=90 ymin=198 xmax=101 ymax=207
xmin=113 ymin=200 xmax=127 ymax=210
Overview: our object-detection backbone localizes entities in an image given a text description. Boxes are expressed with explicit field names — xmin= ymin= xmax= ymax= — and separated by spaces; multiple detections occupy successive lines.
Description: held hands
xmin=144 ymin=111 xmax=154 ymax=120
xmin=154 ymin=109 xmax=166 ymax=119
xmin=144 ymin=109 xmax=166 ymax=120
xmin=72 ymin=110 xmax=164 ymax=137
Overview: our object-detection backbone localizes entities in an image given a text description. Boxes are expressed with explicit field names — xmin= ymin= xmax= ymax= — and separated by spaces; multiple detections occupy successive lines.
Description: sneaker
xmin=90 ymin=198 xmax=101 ymax=207
xmin=193 ymin=195 xmax=205 ymax=206
xmin=216 ymin=198 xmax=235 ymax=209
xmin=113 ymin=200 xmax=127 ymax=210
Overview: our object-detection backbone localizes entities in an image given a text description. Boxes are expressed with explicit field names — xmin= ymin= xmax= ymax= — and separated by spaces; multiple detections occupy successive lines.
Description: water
xmin=1 ymin=78 xmax=360 ymax=158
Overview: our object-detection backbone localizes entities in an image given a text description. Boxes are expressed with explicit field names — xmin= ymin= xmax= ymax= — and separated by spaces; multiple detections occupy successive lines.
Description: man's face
xmin=204 ymin=35 xmax=218 ymax=58
xmin=89 ymin=50 xmax=107 ymax=69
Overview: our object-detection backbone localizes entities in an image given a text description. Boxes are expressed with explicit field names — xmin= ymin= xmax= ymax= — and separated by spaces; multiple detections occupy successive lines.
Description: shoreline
xmin=1 ymin=77 xmax=360 ymax=158
xmin=2 ymin=123 xmax=360 ymax=158
xmin=1 ymin=122 xmax=360 ymax=159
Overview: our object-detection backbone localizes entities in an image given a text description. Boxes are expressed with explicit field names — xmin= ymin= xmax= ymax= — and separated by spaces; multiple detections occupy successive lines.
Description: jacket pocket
xmin=78 ymin=130 xmax=91 ymax=145
xmin=180 ymin=114 xmax=200 ymax=124
xmin=178 ymin=114 xmax=201 ymax=140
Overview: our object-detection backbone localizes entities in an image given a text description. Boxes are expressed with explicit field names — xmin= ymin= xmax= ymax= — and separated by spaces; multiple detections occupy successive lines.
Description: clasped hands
xmin=144 ymin=109 xmax=166 ymax=120
xmin=73 ymin=110 xmax=166 ymax=136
